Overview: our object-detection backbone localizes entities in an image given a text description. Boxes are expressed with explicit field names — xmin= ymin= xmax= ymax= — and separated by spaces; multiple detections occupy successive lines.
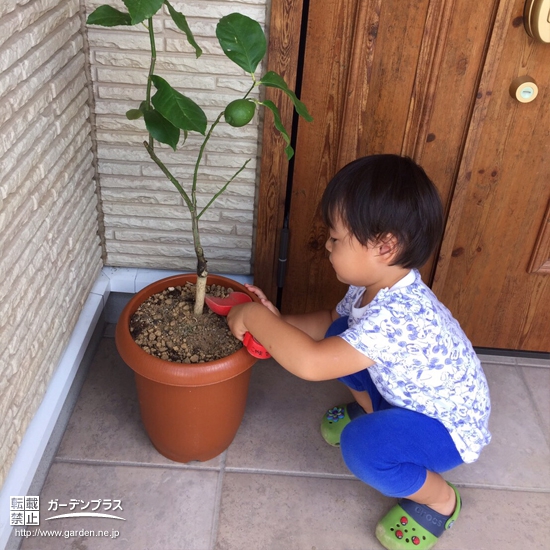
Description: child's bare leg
xmin=349 ymin=388 xmax=374 ymax=414
xmin=405 ymin=471 xmax=456 ymax=516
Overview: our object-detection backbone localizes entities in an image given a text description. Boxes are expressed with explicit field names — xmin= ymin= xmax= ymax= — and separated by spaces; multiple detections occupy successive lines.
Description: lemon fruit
xmin=224 ymin=99 xmax=256 ymax=127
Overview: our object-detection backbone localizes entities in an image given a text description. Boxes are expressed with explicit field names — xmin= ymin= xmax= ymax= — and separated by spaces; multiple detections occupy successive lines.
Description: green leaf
xmin=260 ymin=71 xmax=313 ymax=121
xmin=216 ymin=13 xmax=266 ymax=73
xmin=260 ymin=100 xmax=294 ymax=160
xmin=144 ymin=109 xmax=180 ymax=150
xmin=86 ymin=5 xmax=132 ymax=27
xmin=123 ymin=0 xmax=164 ymax=25
xmin=126 ymin=108 xmax=144 ymax=120
xmin=165 ymin=0 xmax=202 ymax=58
xmin=150 ymin=75 xmax=207 ymax=135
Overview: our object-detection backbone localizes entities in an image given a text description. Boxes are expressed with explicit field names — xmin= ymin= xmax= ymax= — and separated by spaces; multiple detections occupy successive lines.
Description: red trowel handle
xmin=243 ymin=332 xmax=271 ymax=359
xmin=204 ymin=292 xmax=271 ymax=359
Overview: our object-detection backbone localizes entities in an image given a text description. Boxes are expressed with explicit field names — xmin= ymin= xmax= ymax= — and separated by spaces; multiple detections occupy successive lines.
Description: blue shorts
xmin=325 ymin=317 xmax=464 ymax=497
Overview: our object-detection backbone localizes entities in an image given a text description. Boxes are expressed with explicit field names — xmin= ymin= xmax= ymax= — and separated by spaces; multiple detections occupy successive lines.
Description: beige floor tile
xmin=439 ymin=487 xmax=550 ymax=550
xmin=215 ymin=474 xmax=550 ymax=550
xmin=20 ymin=462 xmax=220 ymax=550
xmin=447 ymin=364 xmax=550 ymax=490
xmin=215 ymin=472 xmax=392 ymax=550
xmin=521 ymin=366 xmax=550 ymax=441
xmin=478 ymin=354 xmax=517 ymax=366
xmin=19 ymin=335 xmax=549 ymax=550
xmin=56 ymin=338 xmax=222 ymax=469
xmin=226 ymin=360 xmax=354 ymax=476
xmin=515 ymin=356 xmax=550 ymax=368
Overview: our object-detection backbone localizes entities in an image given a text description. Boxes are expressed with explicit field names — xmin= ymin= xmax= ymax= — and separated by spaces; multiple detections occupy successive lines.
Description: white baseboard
xmin=100 ymin=266 xmax=253 ymax=293
xmin=0 ymin=268 xmax=252 ymax=550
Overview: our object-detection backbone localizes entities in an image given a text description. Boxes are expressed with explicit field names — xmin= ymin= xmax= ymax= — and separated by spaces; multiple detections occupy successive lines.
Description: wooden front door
xmin=255 ymin=0 xmax=550 ymax=352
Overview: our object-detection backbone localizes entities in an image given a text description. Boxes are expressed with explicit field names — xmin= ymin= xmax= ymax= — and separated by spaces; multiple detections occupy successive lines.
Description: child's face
xmin=325 ymin=220 xmax=401 ymax=288
xmin=325 ymin=217 xmax=384 ymax=287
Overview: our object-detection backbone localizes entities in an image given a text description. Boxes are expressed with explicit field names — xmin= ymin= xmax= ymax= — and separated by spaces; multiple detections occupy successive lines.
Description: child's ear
xmin=377 ymin=234 xmax=400 ymax=263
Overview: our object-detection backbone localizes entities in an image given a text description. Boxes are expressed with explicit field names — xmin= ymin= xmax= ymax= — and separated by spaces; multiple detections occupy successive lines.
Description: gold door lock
xmin=524 ymin=0 xmax=550 ymax=43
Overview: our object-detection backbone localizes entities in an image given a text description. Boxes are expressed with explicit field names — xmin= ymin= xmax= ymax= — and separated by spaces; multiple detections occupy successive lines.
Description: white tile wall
xmin=0 ymin=0 xmax=270 ymax=492
xmin=0 ymin=0 xmax=103 ymax=487
xmin=85 ymin=0 xmax=268 ymax=274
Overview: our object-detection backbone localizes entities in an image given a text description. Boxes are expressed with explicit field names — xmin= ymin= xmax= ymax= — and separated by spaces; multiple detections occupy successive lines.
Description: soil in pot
xmin=129 ymin=281 xmax=242 ymax=363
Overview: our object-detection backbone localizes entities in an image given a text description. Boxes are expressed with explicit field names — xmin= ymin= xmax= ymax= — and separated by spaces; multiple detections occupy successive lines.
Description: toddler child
xmin=228 ymin=154 xmax=491 ymax=550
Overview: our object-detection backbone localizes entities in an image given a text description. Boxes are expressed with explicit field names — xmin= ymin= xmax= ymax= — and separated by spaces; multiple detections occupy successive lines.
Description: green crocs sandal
xmin=375 ymin=483 xmax=461 ymax=550
xmin=320 ymin=402 xmax=366 ymax=446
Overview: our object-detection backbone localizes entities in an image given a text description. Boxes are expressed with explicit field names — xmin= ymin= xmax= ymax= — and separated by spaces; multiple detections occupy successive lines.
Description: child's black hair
xmin=321 ymin=154 xmax=444 ymax=269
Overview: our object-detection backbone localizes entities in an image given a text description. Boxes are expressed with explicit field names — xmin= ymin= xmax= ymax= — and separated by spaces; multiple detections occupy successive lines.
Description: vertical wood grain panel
xmin=403 ymin=0 xmax=500 ymax=281
xmin=281 ymin=0 xmax=439 ymax=314
xmin=433 ymin=0 xmax=550 ymax=350
xmin=254 ymin=0 xmax=304 ymax=302
xmin=528 ymin=199 xmax=550 ymax=274
xmin=256 ymin=0 xmax=550 ymax=350
xmin=280 ymin=0 xmax=362 ymax=313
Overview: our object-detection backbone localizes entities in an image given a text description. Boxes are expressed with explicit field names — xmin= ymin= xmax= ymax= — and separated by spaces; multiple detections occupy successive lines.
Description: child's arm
xmin=227 ymin=302 xmax=374 ymax=381
xmin=282 ymin=310 xmax=337 ymax=341
xmin=244 ymin=284 xmax=336 ymax=340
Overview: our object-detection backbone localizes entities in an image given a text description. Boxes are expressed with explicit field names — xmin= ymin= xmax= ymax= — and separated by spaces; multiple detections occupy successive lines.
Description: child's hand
xmin=227 ymin=303 xmax=253 ymax=341
xmin=244 ymin=284 xmax=280 ymax=317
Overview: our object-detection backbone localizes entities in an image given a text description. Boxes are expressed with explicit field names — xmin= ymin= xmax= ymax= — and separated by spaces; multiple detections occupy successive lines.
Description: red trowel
xmin=205 ymin=292 xmax=271 ymax=359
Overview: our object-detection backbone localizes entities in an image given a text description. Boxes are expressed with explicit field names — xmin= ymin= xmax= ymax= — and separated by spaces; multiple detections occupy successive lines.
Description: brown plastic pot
xmin=115 ymin=274 xmax=258 ymax=462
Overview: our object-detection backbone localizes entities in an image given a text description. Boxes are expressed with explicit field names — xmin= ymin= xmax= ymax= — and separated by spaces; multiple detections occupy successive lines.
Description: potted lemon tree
xmin=87 ymin=0 xmax=311 ymax=462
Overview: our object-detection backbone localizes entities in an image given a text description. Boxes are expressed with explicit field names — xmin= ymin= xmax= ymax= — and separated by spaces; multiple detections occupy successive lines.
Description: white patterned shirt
xmin=336 ymin=269 xmax=491 ymax=463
